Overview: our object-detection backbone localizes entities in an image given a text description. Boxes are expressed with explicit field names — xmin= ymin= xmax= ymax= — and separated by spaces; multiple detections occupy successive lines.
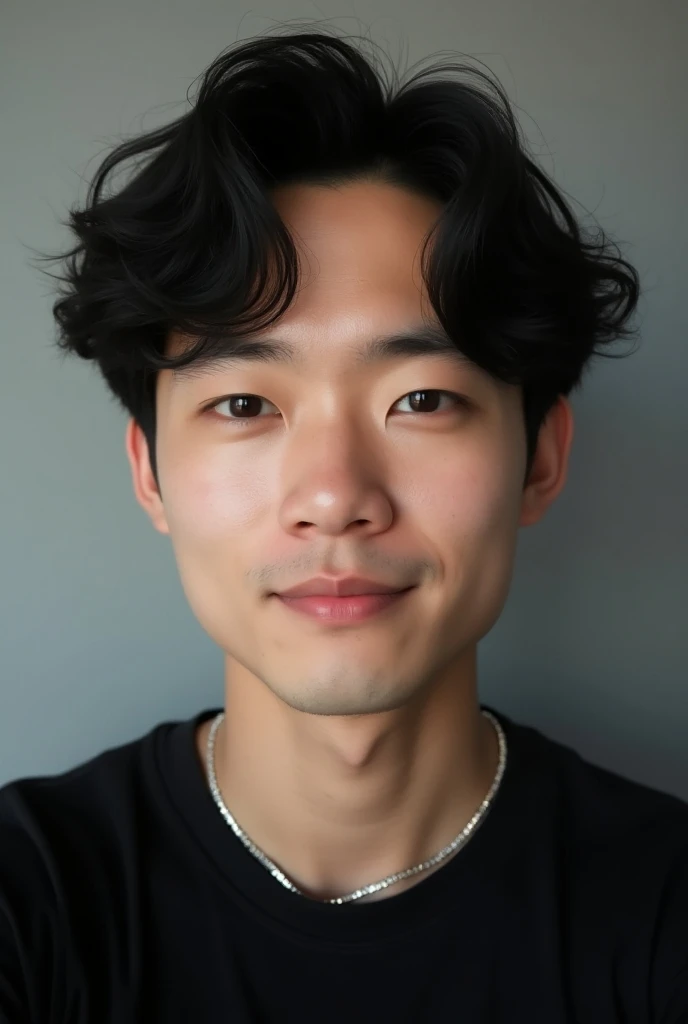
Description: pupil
xmin=410 ymin=390 xmax=438 ymax=412
xmin=230 ymin=395 xmax=259 ymax=417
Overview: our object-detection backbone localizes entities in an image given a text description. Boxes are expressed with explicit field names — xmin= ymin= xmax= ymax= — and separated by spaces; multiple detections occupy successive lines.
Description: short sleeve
xmin=0 ymin=896 xmax=31 ymax=1023
xmin=655 ymin=967 xmax=688 ymax=1024
xmin=651 ymin=839 xmax=688 ymax=1024
xmin=0 ymin=788 xmax=61 ymax=1024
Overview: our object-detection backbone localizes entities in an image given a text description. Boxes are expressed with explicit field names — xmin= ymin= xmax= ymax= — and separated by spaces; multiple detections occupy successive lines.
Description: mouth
xmin=272 ymin=586 xmax=416 ymax=624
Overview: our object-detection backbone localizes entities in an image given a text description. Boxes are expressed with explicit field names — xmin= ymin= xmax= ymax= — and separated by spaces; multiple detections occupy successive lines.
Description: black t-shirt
xmin=0 ymin=704 xmax=687 ymax=1023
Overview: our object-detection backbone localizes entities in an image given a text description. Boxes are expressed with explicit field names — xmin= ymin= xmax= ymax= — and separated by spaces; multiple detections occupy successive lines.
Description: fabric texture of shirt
xmin=0 ymin=703 xmax=687 ymax=1023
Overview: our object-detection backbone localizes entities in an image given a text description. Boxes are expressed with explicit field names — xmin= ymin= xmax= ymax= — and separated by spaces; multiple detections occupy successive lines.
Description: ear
xmin=125 ymin=418 xmax=170 ymax=535
xmin=519 ymin=396 xmax=574 ymax=528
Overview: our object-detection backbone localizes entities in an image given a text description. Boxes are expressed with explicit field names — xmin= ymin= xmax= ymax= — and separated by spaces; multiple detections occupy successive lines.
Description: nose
xmin=276 ymin=417 xmax=394 ymax=540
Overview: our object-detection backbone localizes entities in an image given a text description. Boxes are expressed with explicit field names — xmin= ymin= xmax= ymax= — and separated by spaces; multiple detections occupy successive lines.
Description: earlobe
xmin=124 ymin=418 xmax=170 ymax=535
xmin=519 ymin=397 xmax=574 ymax=528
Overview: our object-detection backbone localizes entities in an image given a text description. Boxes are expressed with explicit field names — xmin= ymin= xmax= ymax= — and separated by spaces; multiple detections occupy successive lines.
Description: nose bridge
xmin=277 ymin=407 xmax=392 ymax=535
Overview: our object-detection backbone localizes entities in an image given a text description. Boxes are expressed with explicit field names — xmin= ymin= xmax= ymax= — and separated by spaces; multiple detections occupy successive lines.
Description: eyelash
xmin=202 ymin=390 xmax=472 ymax=426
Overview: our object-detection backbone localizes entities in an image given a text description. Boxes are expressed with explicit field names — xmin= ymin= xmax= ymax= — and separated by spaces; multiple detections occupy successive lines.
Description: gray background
xmin=2 ymin=0 xmax=686 ymax=797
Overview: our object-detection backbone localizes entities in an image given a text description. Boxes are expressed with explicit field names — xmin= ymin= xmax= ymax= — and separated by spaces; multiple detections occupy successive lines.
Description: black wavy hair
xmin=44 ymin=25 xmax=641 ymax=490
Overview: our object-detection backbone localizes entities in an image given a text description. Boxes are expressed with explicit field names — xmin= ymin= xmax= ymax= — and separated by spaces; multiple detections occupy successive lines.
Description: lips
xmin=274 ymin=585 xmax=415 ymax=624
xmin=276 ymin=576 xmax=410 ymax=599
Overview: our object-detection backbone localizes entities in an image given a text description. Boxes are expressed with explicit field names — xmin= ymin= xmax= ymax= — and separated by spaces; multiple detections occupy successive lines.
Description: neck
xmin=197 ymin=650 xmax=499 ymax=903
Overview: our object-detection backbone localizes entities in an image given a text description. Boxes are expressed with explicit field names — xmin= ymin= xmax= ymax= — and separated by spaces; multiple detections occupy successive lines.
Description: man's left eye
xmin=393 ymin=390 xmax=470 ymax=414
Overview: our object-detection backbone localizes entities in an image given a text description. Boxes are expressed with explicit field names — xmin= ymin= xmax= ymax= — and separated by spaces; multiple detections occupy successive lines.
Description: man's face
xmin=143 ymin=181 xmax=534 ymax=716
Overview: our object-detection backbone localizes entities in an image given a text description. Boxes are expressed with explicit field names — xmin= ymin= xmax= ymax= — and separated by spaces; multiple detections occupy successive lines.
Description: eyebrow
xmin=170 ymin=325 xmax=476 ymax=384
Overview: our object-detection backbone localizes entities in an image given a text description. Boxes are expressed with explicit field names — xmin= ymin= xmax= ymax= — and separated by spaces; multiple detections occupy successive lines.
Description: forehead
xmin=272 ymin=180 xmax=441 ymax=311
xmin=166 ymin=181 xmax=450 ymax=374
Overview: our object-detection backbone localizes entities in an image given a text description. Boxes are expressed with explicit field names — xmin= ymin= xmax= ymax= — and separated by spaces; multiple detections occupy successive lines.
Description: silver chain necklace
xmin=205 ymin=708 xmax=507 ymax=905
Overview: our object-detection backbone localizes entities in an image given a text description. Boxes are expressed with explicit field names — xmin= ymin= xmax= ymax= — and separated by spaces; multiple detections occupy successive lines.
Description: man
xmin=1 ymin=27 xmax=686 ymax=1024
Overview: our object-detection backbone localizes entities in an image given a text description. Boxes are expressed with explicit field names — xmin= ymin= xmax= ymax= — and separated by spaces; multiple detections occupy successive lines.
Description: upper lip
xmin=276 ymin=576 xmax=411 ymax=598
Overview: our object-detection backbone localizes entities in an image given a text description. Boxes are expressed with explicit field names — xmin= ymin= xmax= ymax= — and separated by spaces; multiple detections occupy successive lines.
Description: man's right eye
xmin=206 ymin=394 xmax=279 ymax=422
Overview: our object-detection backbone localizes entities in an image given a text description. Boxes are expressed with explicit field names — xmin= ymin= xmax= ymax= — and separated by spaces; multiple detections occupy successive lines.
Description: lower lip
xmin=275 ymin=588 xmax=414 ymax=623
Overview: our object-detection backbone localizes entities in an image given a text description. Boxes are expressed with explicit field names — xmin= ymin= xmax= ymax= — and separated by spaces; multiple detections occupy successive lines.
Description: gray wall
xmin=2 ymin=0 xmax=686 ymax=797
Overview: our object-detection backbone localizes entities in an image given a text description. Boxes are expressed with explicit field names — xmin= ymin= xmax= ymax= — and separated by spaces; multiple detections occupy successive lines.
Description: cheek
xmin=403 ymin=442 xmax=522 ymax=643
xmin=158 ymin=447 xmax=275 ymax=649
xmin=163 ymin=449 xmax=272 ymax=541
xmin=408 ymin=445 xmax=519 ymax=536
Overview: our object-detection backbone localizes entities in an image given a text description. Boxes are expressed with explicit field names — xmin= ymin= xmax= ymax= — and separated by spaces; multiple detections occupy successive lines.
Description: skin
xmin=126 ymin=180 xmax=574 ymax=903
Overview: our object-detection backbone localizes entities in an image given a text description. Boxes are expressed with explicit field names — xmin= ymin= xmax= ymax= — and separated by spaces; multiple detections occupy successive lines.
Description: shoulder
xmin=502 ymin=710 xmax=688 ymax=846
xmin=0 ymin=713 xmax=189 ymax=879
xmin=501 ymin=710 xmax=688 ymax=931
xmin=0 ymin=716 xmax=185 ymax=940
xmin=1 ymin=723 xmax=151 ymax=842
xmin=506 ymin=712 xmax=688 ymax=1019
xmin=539 ymin=722 xmax=688 ymax=923
xmin=0 ymin=716 xmax=186 ymax=1019
xmin=0 ymin=725 xmax=147 ymax=914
